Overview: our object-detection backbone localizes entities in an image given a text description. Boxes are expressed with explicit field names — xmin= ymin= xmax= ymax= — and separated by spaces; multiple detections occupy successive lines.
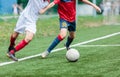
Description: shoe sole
xmin=6 ymin=53 xmax=18 ymax=61
xmin=41 ymin=55 xmax=47 ymax=59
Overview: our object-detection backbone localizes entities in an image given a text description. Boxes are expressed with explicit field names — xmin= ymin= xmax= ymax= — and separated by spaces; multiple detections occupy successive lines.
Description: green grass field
xmin=0 ymin=16 xmax=120 ymax=77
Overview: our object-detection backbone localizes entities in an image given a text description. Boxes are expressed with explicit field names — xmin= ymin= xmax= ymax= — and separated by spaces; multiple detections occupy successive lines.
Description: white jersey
xmin=14 ymin=0 xmax=49 ymax=34
xmin=21 ymin=0 xmax=49 ymax=21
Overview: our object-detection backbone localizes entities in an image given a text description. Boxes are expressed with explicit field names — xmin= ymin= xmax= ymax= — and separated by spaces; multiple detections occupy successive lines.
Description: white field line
xmin=0 ymin=32 xmax=120 ymax=67
xmin=52 ymin=32 xmax=120 ymax=52
xmin=77 ymin=44 xmax=120 ymax=47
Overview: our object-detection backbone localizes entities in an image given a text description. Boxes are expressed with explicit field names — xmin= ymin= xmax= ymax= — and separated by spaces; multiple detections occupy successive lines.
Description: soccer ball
xmin=66 ymin=48 xmax=80 ymax=62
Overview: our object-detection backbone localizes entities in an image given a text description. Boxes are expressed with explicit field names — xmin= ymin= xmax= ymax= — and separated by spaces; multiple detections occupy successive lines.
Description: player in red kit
xmin=40 ymin=0 xmax=101 ymax=58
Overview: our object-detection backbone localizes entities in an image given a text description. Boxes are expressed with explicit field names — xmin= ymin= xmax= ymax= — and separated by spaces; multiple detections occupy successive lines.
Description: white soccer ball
xmin=66 ymin=48 xmax=80 ymax=62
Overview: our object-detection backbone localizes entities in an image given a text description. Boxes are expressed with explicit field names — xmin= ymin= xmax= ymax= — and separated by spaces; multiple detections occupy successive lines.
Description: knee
xmin=12 ymin=32 xmax=19 ymax=38
xmin=59 ymin=34 xmax=66 ymax=40
xmin=25 ymin=31 xmax=34 ymax=43
xmin=25 ymin=37 xmax=33 ymax=43
xmin=70 ymin=35 xmax=75 ymax=39
xmin=59 ymin=31 xmax=67 ymax=39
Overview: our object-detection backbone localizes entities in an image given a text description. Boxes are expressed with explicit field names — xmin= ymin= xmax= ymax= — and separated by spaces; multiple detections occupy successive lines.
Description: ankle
xmin=10 ymin=49 xmax=16 ymax=54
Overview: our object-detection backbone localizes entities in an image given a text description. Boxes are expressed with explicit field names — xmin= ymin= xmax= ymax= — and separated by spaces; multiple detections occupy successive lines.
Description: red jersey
xmin=54 ymin=0 xmax=76 ymax=22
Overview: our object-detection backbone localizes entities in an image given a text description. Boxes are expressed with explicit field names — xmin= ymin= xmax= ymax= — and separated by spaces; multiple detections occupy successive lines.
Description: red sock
xmin=10 ymin=50 xmax=15 ymax=54
xmin=10 ymin=35 xmax=16 ymax=47
xmin=58 ymin=35 xmax=63 ymax=41
xmin=15 ymin=40 xmax=28 ymax=52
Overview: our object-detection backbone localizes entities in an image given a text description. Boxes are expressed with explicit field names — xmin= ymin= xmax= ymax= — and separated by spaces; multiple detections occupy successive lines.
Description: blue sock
xmin=47 ymin=35 xmax=63 ymax=53
xmin=66 ymin=36 xmax=74 ymax=48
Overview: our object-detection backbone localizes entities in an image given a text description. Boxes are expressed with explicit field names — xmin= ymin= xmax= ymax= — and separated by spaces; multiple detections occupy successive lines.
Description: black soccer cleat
xmin=64 ymin=44 xmax=70 ymax=50
xmin=8 ymin=46 xmax=14 ymax=52
xmin=7 ymin=52 xmax=18 ymax=61
xmin=7 ymin=46 xmax=15 ymax=56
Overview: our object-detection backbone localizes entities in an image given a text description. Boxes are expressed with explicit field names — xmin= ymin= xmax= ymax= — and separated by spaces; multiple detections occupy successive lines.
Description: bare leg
xmin=7 ymin=31 xmax=34 ymax=61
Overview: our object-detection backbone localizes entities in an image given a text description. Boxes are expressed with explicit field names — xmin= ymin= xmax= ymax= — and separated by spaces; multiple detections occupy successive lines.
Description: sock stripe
xmin=57 ymin=35 xmax=63 ymax=41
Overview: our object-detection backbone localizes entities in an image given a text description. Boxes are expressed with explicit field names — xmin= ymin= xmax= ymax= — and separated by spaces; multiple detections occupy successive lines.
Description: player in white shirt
xmin=7 ymin=0 xmax=50 ymax=61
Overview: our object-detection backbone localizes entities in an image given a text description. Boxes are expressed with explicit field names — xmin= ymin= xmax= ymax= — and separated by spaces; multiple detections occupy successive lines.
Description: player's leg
xmin=8 ymin=32 xmax=19 ymax=52
xmin=65 ymin=31 xmax=75 ymax=50
xmin=15 ymin=31 xmax=34 ymax=51
xmin=47 ymin=28 xmax=67 ymax=52
xmin=7 ymin=31 xmax=34 ymax=61
xmin=8 ymin=14 xmax=25 ymax=53
xmin=41 ymin=28 xmax=67 ymax=58
xmin=65 ymin=21 xmax=76 ymax=50
xmin=41 ymin=19 xmax=68 ymax=58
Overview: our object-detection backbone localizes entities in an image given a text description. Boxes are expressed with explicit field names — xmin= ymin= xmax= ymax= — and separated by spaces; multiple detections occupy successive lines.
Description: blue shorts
xmin=59 ymin=19 xmax=76 ymax=32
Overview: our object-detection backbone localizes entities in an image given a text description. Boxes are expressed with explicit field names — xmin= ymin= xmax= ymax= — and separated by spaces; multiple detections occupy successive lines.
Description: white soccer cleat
xmin=41 ymin=51 xmax=49 ymax=58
